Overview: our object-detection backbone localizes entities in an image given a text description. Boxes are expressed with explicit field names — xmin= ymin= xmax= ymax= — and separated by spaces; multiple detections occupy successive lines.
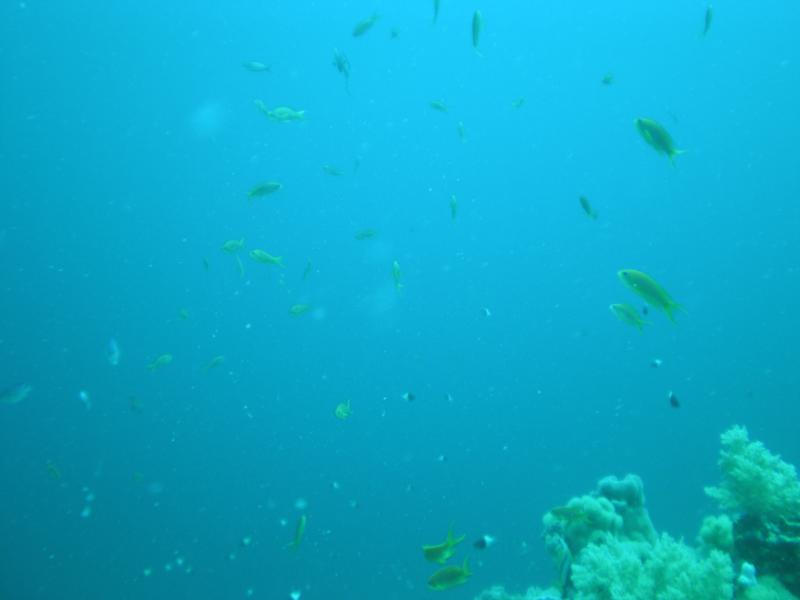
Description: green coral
xmin=698 ymin=514 xmax=734 ymax=554
xmin=570 ymin=533 xmax=733 ymax=600
xmin=705 ymin=425 xmax=800 ymax=523
xmin=542 ymin=474 xmax=656 ymax=559
xmin=742 ymin=576 xmax=800 ymax=600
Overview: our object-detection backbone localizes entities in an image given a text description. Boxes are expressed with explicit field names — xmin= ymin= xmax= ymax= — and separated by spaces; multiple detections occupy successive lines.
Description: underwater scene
xmin=1 ymin=1 xmax=799 ymax=599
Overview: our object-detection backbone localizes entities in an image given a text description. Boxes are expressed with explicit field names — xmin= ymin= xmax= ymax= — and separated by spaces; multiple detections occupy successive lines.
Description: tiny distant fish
xmin=668 ymin=390 xmax=680 ymax=408
xmin=107 ymin=338 xmax=121 ymax=366
xmin=701 ymin=5 xmax=713 ymax=37
xmin=579 ymin=196 xmax=598 ymax=220
xmin=473 ymin=534 xmax=496 ymax=550
xmin=0 ymin=383 xmax=32 ymax=405
xmin=402 ymin=391 xmax=415 ymax=402
xmin=352 ymin=14 xmax=379 ymax=37
xmin=472 ymin=10 xmax=483 ymax=52
xmin=242 ymin=61 xmax=271 ymax=72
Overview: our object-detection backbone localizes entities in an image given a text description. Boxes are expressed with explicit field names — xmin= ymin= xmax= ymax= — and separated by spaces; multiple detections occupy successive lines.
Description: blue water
xmin=1 ymin=1 xmax=799 ymax=598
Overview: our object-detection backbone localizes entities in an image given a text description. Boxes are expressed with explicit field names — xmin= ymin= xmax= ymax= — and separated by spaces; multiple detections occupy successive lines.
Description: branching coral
xmin=705 ymin=425 xmax=800 ymax=523
xmin=570 ymin=533 xmax=733 ymax=600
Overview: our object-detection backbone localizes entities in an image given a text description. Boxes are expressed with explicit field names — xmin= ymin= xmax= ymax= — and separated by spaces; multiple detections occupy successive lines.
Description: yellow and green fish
xmin=609 ymin=303 xmax=648 ymax=332
xmin=204 ymin=355 xmax=225 ymax=370
xmin=255 ymin=100 xmax=305 ymax=122
xmin=635 ymin=117 xmax=684 ymax=165
xmin=422 ymin=526 xmax=465 ymax=564
xmin=222 ymin=238 xmax=245 ymax=253
xmin=289 ymin=304 xmax=311 ymax=316
xmin=286 ymin=514 xmax=307 ymax=551
xmin=352 ymin=14 xmax=379 ymax=37
xmin=250 ymin=249 xmax=284 ymax=267
xmin=354 ymin=228 xmax=378 ymax=241
xmin=618 ymin=269 xmax=681 ymax=322
xmin=428 ymin=557 xmax=471 ymax=591
xmin=334 ymin=399 xmax=352 ymax=420
xmin=147 ymin=354 xmax=173 ymax=371
xmin=247 ymin=182 xmax=282 ymax=199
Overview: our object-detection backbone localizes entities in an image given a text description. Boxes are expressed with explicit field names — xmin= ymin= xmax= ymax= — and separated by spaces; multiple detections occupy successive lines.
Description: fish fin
xmin=665 ymin=303 xmax=683 ymax=322
xmin=669 ymin=148 xmax=687 ymax=167
xmin=462 ymin=556 xmax=471 ymax=575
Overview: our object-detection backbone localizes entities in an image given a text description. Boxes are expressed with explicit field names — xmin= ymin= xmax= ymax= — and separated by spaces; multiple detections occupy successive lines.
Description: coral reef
xmin=698 ymin=514 xmax=735 ymax=554
xmin=474 ymin=426 xmax=800 ymax=600
xmin=705 ymin=426 xmax=800 ymax=596
xmin=570 ymin=533 xmax=733 ymax=600
xmin=705 ymin=425 xmax=800 ymax=523
xmin=474 ymin=585 xmax=560 ymax=600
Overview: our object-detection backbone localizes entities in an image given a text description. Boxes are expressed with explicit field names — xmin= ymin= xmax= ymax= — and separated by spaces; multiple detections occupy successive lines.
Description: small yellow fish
xmin=352 ymin=14 xmax=379 ymax=37
xmin=250 ymin=249 xmax=284 ymax=267
xmin=511 ymin=97 xmax=525 ymax=109
xmin=302 ymin=260 xmax=313 ymax=281
xmin=610 ymin=303 xmax=648 ymax=332
xmin=457 ymin=121 xmax=466 ymax=143
xmin=430 ymin=100 xmax=448 ymax=113
xmin=178 ymin=308 xmax=190 ymax=320
xmin=147 ymin=354 xmax=173 ymax=371
xmin=354 ymin=228 xmax=378 ymax=241
xmin=205 ymin=355 xmax=225 ymax=370
xmin=433 ymin=0 xmax=440 ymax=24
xmin=601 ymin=72 xmax=615 ymax=85
xmin=428 ymin=557 xmax=471 ymax=591
xmin=423 ymin=526 xmax=465 ymax=564
xmin=289 ymin=304 xmax=311 ymax=316
xmin=242 ymin=61 xmax=271 ymax=72
xmin=450 ymin=195 xmax=458 ymax=221
xmin=334 ymin=399 xmax=352 ymax=420
xmin=322 ymin=164 xmax=344 ymax=176
xmin=222 ymin=238 xmax=245 ymax=253
xmin=247 ymin=182 xmax=282 ymax=199
xmin=618 ymin=269 xmax=682 ymax=322
xmin=287 ymin=514 xmax=307 ymax=550
xmin=254 ymin=101 xmax=306 ymax=122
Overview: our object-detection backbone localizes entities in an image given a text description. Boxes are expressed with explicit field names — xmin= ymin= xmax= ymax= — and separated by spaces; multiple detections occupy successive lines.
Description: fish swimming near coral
xmin=427 ymin=557 xmax=471 ymax=591
xmin=423 ymin=526 xmax=465 ymax=564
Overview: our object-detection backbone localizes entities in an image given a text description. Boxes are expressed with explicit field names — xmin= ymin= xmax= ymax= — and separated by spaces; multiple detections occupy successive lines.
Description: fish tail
xmin=665 ymin=303 xmax=683 ymax=322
